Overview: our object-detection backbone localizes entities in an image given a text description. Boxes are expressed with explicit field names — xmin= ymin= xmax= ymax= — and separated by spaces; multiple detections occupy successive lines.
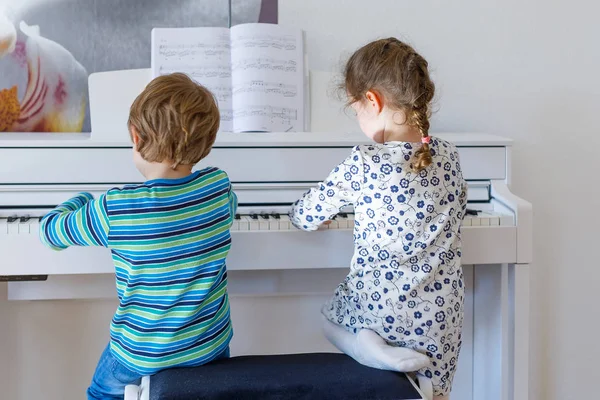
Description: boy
xmin=39 ymin=73 xmax=236 ymax=399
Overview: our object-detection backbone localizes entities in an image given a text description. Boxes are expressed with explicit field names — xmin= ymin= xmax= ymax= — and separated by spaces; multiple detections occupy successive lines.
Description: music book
xmin=151 ymin=24 xmax=307 ymax=133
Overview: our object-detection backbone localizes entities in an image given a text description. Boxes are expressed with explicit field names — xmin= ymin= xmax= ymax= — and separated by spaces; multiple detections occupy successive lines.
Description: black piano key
xmin=250 ymin=213 xmax=258 ymax=220
xmin=7 ymin=215 xmax=18 ymax=223
xmin=466 ymin=209 xmax=480 ymax=216
xmin=235 ymin=214 xmax=241 ymax=220
xmin=270 ymin=213 xmax=281 ymax=219
xmin=20 ymin=215 xmax=31 ymax=223
xmin=260 ymin=213 xmax=270 ymax=220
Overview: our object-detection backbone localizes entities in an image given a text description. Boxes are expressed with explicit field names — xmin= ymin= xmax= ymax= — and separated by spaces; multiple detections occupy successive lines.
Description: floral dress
xmin=290 ymin=138 xmax=467 ymax=396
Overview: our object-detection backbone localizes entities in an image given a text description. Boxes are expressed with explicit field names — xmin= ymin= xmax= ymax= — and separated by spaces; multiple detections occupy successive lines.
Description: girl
xmin=290 ymin=38 xmax=467 ymax=400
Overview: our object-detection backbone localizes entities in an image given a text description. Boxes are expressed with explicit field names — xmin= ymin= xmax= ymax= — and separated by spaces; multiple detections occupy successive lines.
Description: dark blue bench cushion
xmin=149 ymin=353 xmax=423 ymax=400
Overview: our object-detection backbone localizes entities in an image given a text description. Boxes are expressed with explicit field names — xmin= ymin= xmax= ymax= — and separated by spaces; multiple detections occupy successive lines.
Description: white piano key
xmin=499 ymin=215 xmax=514 ymax=226
xmin=29 ymin=220 xmax=40 ymax=235
xmin=258 ymin=216 xmax=270 ymax=231
xmin=336 ymin=215 xmax=348 ymax=229
xmin=238 ymin=216 xmax=251 ymax=231
xmin=327 ymin=219 xmax=339 ymax=229
xmin=230 ymin=218 xmax=239 ymax=231
xmin=479 ymin=216 xmax=490 ymax=226
xmin=470 ymin=217 xmax=481 ymax=227
xmin=279 ymin=215 xmax=291 ymax=230
xmin=462 ymin=217 xmax=472 ymax=226
xmin=489 ymin=216 xmax=500 ymax=226
xmin=346 ymin=214 xmax=355 ymax=229
xmin=0 ymin=219 xmax=7 ymax=234
xmin=248 ymin=216 xmax=260 ymax=231
xmin=8 ymin=221 xmax=19 ymax=234
xmin=18 ymin=222 xmax=31 ymax=234
xmin=268 ymin=216 xmax=280 ymax=230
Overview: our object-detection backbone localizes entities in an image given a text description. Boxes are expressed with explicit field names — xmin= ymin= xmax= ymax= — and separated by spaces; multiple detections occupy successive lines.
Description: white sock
xmin=322 ymin=316 xmax=430 ymax=372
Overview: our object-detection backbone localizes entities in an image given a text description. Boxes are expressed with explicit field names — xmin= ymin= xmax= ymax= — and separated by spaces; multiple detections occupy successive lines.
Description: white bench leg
xmin=124 ymin=384 xmax=139 ymax=400
xmin=124 ymin=376 xmax=150 ymax=400
xmin=416 ymin=374 xmax=433 ymax=400
xmin=140 ymin=376 xmax=150 ymax=400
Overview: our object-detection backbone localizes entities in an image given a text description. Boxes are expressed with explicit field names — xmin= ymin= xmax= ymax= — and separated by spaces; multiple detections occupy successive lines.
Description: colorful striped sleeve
xmin=228 ymin=184 xmax=238 ymax=226
xmin=40 ymin=192 xmax=110 ymax=250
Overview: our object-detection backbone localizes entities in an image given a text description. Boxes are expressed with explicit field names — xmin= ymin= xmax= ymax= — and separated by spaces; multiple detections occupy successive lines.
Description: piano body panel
xmin=0 ymin=141 xmax=506 ymax=184
xmin=1 ymin=224 xmax=518 ymax=278
xmin=0 ymin=184 xmax=313 ymax=208
xmin=2 ymin=236 xmax=115 ymax=276
xmin=461 ymin=226 xmax=517 ymax=265
xmin=6 ymin=268 xmax=351 ymax=301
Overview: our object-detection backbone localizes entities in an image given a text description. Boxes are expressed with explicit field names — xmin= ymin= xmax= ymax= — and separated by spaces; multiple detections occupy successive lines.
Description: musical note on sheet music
xmin=158 ymin=65 xmax=232 ymax=80
xmin=234 ymin=106 xmax=298 ymax=122
xmin=232 ymin=58 xmax=297 ymax=73
xmin=233 ymin=81 xmax=297 ymax=98
xmin=220 ymin=110 xmax=233 ymax=123
xmin=157 ymin=44 xmax=230 ymax=60
xmin=231 ymin=34 xmax=297 ymax=51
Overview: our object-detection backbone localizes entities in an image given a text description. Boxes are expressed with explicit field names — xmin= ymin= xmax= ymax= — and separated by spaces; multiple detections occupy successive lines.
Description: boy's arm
xmin=228 ymin=183 xmax=238 ymax=227
xmin=290 ymin=146 xmax=364 ymax=231
xmin=40 ymin=192 xmax=110 ymax=251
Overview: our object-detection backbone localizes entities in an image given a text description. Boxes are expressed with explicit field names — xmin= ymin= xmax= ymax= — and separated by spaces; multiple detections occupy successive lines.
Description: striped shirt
xmin=40 ymin=167 xmax=236 ymax=375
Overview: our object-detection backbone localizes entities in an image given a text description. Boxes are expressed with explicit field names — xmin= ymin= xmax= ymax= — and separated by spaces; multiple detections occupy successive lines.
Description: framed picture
xmin=0 ymin=0 xmax=278 ymax=133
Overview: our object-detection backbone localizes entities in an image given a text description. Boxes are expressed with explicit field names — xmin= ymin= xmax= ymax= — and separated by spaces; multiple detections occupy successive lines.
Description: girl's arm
xmin=290 ymin=146 xmax=364 ymax=231
xmin=39 ymin=192 xmax=110 ymax=250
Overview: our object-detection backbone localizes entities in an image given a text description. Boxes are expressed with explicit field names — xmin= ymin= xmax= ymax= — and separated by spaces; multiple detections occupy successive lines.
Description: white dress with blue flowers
xmin=290 ymin=138 xmax=467 ymax=396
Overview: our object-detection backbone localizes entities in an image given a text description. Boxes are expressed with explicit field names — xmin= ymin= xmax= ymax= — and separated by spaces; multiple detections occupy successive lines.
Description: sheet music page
xmin=230 ymin=24 xmax=304 ymax=132
xmin=151 ymin=28 xmax=233 ymax=132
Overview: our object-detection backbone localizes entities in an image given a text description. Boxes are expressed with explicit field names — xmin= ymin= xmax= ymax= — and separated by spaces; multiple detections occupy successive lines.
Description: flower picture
xmin=0 ymin=0 xmax=277 ymax=133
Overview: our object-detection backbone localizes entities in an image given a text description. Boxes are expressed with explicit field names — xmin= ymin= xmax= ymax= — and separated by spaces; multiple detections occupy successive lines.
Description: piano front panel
xmin=0 ymin=145 xmax=506 ymax=184
xmin=1 ymin=212 xmax=516 ymax=277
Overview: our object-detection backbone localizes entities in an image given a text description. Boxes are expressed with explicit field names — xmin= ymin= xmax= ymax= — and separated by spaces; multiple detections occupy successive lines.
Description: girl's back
xmin=352 ymin=138 xmax=466 ymax=282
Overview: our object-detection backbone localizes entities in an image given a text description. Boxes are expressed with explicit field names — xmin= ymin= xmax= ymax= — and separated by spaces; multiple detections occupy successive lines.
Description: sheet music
xmin=151 ymin=28 xmax=233 ymax=132
xmin=230 ymin=24 xmax=304 ymax=132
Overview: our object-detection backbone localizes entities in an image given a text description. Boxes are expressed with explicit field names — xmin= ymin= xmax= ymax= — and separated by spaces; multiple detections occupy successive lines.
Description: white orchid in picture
xmin=0 ymin=10 xmax=88 ymax=133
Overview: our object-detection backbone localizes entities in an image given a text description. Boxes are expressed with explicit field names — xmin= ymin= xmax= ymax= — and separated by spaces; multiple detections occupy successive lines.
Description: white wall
xmin=2 ymin=1 xmax=599 ymax=399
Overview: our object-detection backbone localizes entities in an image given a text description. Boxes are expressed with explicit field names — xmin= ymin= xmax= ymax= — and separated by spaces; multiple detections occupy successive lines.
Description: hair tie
xmin=421 ymin=136 xmax=431 ymax=144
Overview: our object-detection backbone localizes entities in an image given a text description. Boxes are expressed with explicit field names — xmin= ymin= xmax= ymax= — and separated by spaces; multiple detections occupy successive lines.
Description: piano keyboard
xmin=0 ymin=209 xmax=514 ymax=235
xmin=231 ymin=212 xmax=355 ymax=231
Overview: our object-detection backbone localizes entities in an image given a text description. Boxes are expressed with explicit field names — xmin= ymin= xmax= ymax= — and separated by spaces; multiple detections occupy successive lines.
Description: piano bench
xmin=124 ymin=353 xmax=431 ymax=400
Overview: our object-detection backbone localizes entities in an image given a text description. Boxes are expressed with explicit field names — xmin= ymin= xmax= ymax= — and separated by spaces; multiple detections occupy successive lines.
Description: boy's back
xmin=39 ymin=73 xmax=235 ymax=399
xmin=107 ymin=167 xmax=235 ymax=373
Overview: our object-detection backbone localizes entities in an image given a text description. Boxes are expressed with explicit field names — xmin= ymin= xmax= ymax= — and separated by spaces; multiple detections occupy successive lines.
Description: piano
xmin=0 ymin=130 xmax=531 ymax=400
xmin=0 ymin=69 xmax=531 ymax=400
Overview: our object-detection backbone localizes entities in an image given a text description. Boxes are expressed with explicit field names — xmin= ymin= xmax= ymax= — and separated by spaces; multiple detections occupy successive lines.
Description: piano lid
xmin=0 ymin=131 xmax=513 ymax=148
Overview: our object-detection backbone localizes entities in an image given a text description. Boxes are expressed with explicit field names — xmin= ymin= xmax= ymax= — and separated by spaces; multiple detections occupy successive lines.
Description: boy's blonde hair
xmin=127 ymin=73 xmax=220 ymax=168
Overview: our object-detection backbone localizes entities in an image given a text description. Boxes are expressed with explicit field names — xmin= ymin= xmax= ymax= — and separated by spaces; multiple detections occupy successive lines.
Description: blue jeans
xmin=87 ymin=344 xmax=230 ymax=400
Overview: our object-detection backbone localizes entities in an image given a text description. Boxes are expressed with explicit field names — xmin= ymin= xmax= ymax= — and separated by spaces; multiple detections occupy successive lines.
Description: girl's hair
xmin=342 ymin=38 xmax=435 ymax=172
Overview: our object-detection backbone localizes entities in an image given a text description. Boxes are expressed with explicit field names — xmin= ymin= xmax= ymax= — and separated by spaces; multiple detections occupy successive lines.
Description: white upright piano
xmin=0 ymin=71 xmax=531 ymax=400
